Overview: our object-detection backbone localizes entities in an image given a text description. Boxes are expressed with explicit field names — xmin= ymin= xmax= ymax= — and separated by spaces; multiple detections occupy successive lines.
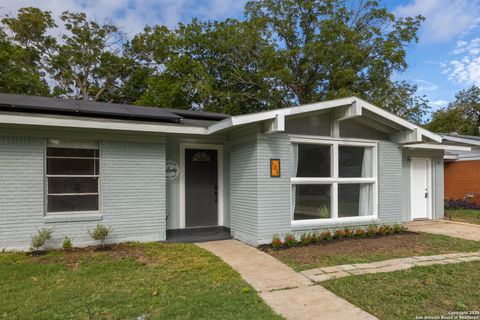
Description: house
xmin=0 ymin=93 xmax=469 ymax=250
xmin=441 ymin=134 xmax=480 ymax=204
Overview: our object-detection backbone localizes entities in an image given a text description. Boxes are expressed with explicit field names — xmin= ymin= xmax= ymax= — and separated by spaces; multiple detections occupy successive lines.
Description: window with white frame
xmin=291 ymin=139 xmax=377 ymax=222
xmin=46 ymin=139 xmax=100 ymax=213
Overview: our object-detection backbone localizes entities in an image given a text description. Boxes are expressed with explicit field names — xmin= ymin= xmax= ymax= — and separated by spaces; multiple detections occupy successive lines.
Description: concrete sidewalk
xmin=405 ymin=220 xmax=480 ymax=241
xmin=197 ymin=240 xmax=376 ymax=320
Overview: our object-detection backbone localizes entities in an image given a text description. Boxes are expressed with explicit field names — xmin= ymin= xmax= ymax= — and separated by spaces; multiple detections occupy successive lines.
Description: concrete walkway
xmin=197 ymin=240 xmax=376 ymax=320
xmin=302 ymin=251 xmax=480 ymax=282
xmin=405 ymin=220 xmax=480 ymax=241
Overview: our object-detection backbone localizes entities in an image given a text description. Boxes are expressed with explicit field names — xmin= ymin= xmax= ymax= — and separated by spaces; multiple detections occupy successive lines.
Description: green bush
xmin=31 ymin=228 xmax=54 ymax=251
xmin=62 ymin=236 xmax=72 ymax=250
xmin=354 ymin=228 xmax=366 ymax=238
xmin=393 ymin=224 xmax=406 ymax=234
xmin=300 ymin=233 xmax=314 ymax=246
xmin=343 ymin=228 xmax=353 ymax=238
xmin=271 ymin=234 xmax=282 ymax=249
xmin=366 ymin=224 xmax=378 ymax=237
xmin=88 ymin=224 xmax=112 ymax=247
xmin=284 ymin=233 xmax=297 ymax=247
xmin=323 ymin=230 xmax=333 ymax=240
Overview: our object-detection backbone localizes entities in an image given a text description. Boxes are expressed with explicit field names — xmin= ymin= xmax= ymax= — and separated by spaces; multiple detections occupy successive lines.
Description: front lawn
xmin=264 ymin=232 xmax=480 ymax=271
xmin=445 ymin=209 xmax=480 ymax=225
xmin=322 ymin=261 xmax=480 ymax=320
xmin=0 ymin=242 xmax=281 ymax=319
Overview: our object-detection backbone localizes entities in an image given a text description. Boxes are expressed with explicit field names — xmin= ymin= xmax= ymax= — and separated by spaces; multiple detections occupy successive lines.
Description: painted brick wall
xmin=444 ymin=160 xmax=480 ymax=203
xmin=0 ymin=136 xmax=166 ymax=251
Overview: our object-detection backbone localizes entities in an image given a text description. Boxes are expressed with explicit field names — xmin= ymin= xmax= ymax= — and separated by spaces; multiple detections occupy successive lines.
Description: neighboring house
xmin=442 ymin=134 xmax=480 ymax=204
xmin=0 ymin=93 xmax=469 ymax=250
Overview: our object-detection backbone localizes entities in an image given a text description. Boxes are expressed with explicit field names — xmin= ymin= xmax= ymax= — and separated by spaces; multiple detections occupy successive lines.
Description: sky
xmin=1 ymin=0 xmax=480 ymax=119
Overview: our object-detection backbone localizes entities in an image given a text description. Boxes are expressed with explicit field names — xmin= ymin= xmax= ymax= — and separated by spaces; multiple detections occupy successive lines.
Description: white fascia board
xmin=441 ymin=135 xmax=480 ymax=146
xmin=0 ymin=112 xmax=208 ymax=135
xmin=404 ymin=143 xmax=471 ymax=151
xmin=444 ymin=154 xmax=459 ymax=160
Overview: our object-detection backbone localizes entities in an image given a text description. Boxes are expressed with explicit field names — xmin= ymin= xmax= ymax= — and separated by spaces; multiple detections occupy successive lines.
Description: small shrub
xmin=88 ymin=224 xmax=112 ymax=247
xmin=366 ymin=224 xmax=378 ymax=237
xmin=445 ymin=198 xmax=480 ymax=210
xmin=354 ymin=228 xmax=366 ymax=238
xmin=377 ymin=225 xmax=387 ymax=236
xmin=284 ymin=233 xmax=297 ymax=247
xmin=271 ymin=234 xmax=282 ymax=249
xmin=323 ymin=230 xmax=333 ymax=240
xmin=300 ymin=233 xmax=313 ymax=246
xmin=384 ymin=225 xmax=394 ymax=235
xmin=311 ymin=231 xmax=322 ymax=244
xmin=393 ymin=224 xmax=406 ymax=234
xmin=334 ymin=229 xmax=345 ymax=239
xmin=62 ymin=236 xmax=72 ymax=250
xmin=343 ymin=228 xmax=353 ymax=238
xmin=31 ymin=228 xmax=54 ymax=251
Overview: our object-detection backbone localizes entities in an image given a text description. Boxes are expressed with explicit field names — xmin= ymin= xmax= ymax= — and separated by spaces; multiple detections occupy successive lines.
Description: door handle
xmin=424 ymin=192 xmax=428 ymax=198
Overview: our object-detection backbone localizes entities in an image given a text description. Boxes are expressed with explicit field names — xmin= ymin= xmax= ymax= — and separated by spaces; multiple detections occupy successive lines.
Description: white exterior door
xmin=410 ymin=157 xmax=432 ymax=220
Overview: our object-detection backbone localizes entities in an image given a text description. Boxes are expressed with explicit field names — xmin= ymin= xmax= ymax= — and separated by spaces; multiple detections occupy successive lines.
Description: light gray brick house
xmin=0 ymin=93 xmax=470 ymax=250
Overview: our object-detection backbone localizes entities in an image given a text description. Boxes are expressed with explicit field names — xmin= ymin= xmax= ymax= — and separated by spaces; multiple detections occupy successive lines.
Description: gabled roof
xmin=208 ymin=96 xmax=442 ymax=143
xmin=441 ymin=133 xmax=480 ymax=146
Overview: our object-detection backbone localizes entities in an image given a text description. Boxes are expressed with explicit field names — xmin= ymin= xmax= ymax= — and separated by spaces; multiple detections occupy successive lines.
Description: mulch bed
xmin=261 ymin=232 xmax=430 ymax=265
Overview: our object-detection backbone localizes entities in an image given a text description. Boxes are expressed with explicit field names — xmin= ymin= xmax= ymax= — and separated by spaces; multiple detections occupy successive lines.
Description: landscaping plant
xmin=62 ymin=236 xmax=72 ymax=250
xmin=31 ymin=228 xmax=54 ymax=252
xmin=343 ymin=228 xmax=353 ymax=238
xmin=354 ymin=228 xmax=366 ymax=238
xmin=271 ymin=234 xmax=282 ymax=249
xmin=284 ymin=233 xmax=297 ymax=247
xmin=334 ymin=229 xmax=345 ymax=239
xmin=366 ymin=224 xmax=378 ymax=237
xmin=393 ymin=224 xmax=406 ymax=234
xmin=323 ymin=230 xmax=333 ymax=240
xmin=88 ymin=224 xmax=112 ymax=248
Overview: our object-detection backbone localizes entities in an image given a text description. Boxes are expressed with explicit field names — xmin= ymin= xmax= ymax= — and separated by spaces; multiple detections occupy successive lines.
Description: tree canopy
xmin=0 ymin=1 xmax=430 ymax=121
xmin=426 ymin=86 xmax=480 ymax=135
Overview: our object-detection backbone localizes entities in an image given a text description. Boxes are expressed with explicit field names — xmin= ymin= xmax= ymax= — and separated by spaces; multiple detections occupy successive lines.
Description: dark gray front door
xmin=185 ymin=149 xmax=218 ymax=227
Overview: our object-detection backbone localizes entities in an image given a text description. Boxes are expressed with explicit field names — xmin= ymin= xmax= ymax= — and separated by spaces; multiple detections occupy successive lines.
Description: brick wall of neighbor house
xmin=445 ymin=160 xmax=480 ymax=203
xmin=0 ymin=136 xmax=166 ymax=251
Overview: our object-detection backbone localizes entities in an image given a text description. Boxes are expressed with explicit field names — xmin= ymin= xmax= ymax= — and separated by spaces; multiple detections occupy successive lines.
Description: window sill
xmin=43 ymin=212 xmax=103 ymax=223
xmin=291 ymin=216 xmax=378 ymax=230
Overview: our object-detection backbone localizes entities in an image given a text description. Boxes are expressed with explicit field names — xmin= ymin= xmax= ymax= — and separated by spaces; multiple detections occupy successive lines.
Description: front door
xmin=185 ymin=149 xmax=218 ymax=227
xmin=410 ymin=157 xmax=432 ymax=220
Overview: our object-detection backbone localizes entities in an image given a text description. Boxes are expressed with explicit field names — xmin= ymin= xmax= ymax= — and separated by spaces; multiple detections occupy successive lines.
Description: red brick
xmin=445 ymin=160 xmax=480 ymax=204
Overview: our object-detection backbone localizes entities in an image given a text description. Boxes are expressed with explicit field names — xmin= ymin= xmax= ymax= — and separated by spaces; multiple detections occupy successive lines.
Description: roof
xmin=0 ymin=94 xmax=469 ymax=152
xmin=441 ymin=133 xmax=480 ymax=146
xmin=0 ymin=93 xmax=229 ymax=125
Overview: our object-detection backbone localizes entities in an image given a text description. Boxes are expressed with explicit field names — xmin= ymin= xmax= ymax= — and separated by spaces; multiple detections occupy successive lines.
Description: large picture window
xmin=291 ymin=139 xmax=377 ymax=223
xmin=46 ymin=139 xmax=100 ymax=213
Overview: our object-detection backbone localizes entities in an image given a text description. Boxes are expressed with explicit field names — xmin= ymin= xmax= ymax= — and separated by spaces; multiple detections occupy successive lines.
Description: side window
xmin=46 ymin=139 xmax=100 ymax=213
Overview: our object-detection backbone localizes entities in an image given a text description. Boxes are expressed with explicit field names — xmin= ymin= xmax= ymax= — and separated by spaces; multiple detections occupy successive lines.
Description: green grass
xmin=322 ymin=261 xmax=480 ymax=320
xmin=445 ymin=209 xmax=480 ymax=225
xmin=0 ymin=242 xmax=282 ymax=320
xmin=266 ymin=233 xmax=480 ymax=271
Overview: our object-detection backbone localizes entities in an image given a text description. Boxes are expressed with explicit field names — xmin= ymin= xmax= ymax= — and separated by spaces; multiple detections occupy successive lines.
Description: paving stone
xmin=320 ymin=266 xmax=345 ymax=273
xmin=301 ymin=268 xmax=325 ymax=277
xmin=338 ymin=264 xmax=358 ymax=271
xmin=310 ymin=271 xmax=349 ymax=282
xmin=456 ymin=256 xmax=480 ymax=262
xmin=411 ymin=260 xmax=449 ymax=266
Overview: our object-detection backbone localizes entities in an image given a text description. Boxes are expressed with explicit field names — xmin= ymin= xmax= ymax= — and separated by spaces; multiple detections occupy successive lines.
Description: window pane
xmin=293 ymin=184 xmax=331 ymax=220
xmin=339 ymin=146 xmax=372 ymax=177
xmin=48 ymin=195 xmax=99 ymax=212
xmin=47 ymin=147 xmax=98 ymax=158
xmin=47 ymin=158 xmax=99 ymax=175
xmin=48 ymin=177 xmax=98 ymax=194
xmin=338 ymin=184 xmax=373 ymax=217
xmin=295 ymin=144 xmax=331 ymax=177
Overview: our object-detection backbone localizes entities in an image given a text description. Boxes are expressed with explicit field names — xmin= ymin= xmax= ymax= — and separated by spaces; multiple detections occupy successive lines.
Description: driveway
xmin=405 ymin=220 xmax=480 ymax=241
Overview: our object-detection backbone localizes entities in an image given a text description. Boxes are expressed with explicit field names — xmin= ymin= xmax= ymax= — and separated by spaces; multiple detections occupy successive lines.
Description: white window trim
xmin=44 ymin=139 xmax=102 ymax=216
xmin=179 ymin=143 xmax=224 ymax=229
xmin=290 ymin=136 xmax=378 ymax=226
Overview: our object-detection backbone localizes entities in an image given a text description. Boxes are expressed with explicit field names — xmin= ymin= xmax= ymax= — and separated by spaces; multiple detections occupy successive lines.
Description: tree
xmin=133 ymin=19 xmax=287 ymax=114
xmin=0 ymin=7 xmax=54 ymax=95
xmin=244 ymin=0 xmax=427 ymax=120
xmin=426 ymin=86 xmax=480 ymax=135
xmin=49 ymin=11 xmax=134 ymax=101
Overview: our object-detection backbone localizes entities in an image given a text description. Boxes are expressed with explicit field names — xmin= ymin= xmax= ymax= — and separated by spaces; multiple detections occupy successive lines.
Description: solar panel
xmin=0 ymin=93 xmax=184 ymax=123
